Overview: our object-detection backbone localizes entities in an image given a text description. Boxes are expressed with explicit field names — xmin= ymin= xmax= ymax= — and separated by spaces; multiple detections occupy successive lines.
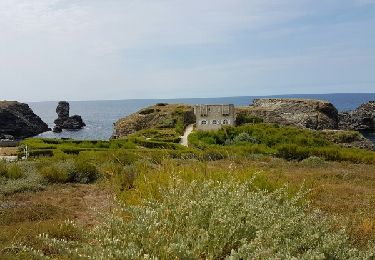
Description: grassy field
xmin=1 ymin=123 xmax=375 ymax=258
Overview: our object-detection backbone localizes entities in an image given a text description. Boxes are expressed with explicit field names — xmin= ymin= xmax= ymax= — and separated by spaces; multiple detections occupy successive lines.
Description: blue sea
xmin=29 ymin=93 xmax=375 ymax=143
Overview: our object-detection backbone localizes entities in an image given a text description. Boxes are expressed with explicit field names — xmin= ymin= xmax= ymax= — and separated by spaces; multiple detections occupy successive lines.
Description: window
xmin=222 ymin=119 xmax=229 ymax=125
xmin=201 ymin=120 xmax=207 ymax=125
xmin=222 ymin=105 xmax=230 ymax=116
xmin=212 ymin=120 xmax=219 ymax=125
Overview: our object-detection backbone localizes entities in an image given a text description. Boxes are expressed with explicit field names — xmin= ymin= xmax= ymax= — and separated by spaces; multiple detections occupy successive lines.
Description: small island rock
xmin=53 ymin=101 xmax=86 ymax=132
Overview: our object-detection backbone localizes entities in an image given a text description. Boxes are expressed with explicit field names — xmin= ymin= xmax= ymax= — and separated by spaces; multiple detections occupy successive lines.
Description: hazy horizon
xmin=1 ymin=1 xmax=375 ymax=101
xmin=24 ymin=92 xmax=375 ymax=103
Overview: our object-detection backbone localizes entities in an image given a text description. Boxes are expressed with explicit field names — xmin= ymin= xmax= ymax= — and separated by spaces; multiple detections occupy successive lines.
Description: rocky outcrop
xmin=113 ymin=104 xmax=195 ymax=138
xmin=339 ymin=101 xmax=375 ymax=131
xmin=0 ymin=101 xmax=50 ymax=139
xmin=238 ymin=99 xmax=339 ymax=130
xmin=322 ymin=130 xmax=374 ymax=150
xmin=53 ymin=101 xmax=85 ymax=132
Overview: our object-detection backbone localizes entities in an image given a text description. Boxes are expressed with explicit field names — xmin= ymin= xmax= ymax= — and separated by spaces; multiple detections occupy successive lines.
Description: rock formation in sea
xmin=53 ymin=101 xmax=86 ymax=133
xmin=339 ymin=101 xmax=375 ymax=132
xmin=237 ymin=98 xmax=339 ymax=130
xmin=112 ymin=103 xmax=195 ymax=138
xmin=0 ymin=101 xmax=50 ymax=139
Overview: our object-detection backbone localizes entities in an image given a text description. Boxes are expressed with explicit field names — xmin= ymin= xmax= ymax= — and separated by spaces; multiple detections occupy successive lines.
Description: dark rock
xmin=0 ymin=134 xmax=15 ymax=141
xmin=238 ymin=99 xmax=339 ymax=130
xmin=53 ymin=101 xmax=86 ymax=132
xmin=56 ymin=101 xmax=70 ymax=120
xmin=339 ymin=101 xmax=375 ymax=131
xmin=0 ymin=101 xmax=50 ymax=138
xmin=53 ymin=126 xmax=62 ymax=133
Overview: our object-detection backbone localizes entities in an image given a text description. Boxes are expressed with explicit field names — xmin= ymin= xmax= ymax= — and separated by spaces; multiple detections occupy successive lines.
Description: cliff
xmin=339 ymin=101 xmax=375 ymax=131
xmin=113 ymin=103 xmax=195 ymax=138
xmin=238 ymin=98 xmax=339 ymax=130
xmin=0 ymin=101 xmax=50 ymax=139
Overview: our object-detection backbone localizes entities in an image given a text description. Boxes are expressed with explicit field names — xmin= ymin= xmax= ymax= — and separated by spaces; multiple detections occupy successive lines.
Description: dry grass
xmin=0 ymin=148 xmax=19 ymax=156
xmin=0 ymin=184 xmax=114 ymax=259
xmin=220 ymin=157 xmax=375 ymax=247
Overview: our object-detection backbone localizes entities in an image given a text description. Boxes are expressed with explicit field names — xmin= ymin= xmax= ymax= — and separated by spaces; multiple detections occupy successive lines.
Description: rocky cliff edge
xmin=237 ymin=98 xmax=339 ymax=130
xmin=113 ymin=103 xmax=195 ymax=138
xmin=0 ymin=101 xmax=50 ymax=139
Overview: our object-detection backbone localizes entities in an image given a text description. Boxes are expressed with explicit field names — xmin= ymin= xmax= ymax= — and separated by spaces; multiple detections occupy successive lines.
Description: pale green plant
xmin=34 ymin=179 xmax=374 ymax=259
xmin=0 ymin=162 xmax=44 ymax=196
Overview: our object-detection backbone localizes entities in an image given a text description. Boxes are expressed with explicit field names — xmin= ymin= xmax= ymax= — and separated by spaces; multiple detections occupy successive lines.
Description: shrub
xmin=0 ymin=160 xmax=8 ymax=177
xmin=37 ymin=180 xmax=374 ymax=259
xmin=235 ymin=113 xmax=263 ymax=126
xmin=38 ymin=162 xmax=73 ymax=184
xmin=71 ymin=159 xmax=99 ymax=184
xmin=301 ymin=156 xmax=327 ymax=167
xmin=276 ymin=144 xmax=310 ymax=161
xmin=29 ymin=149 xmax=54 ymax=158
xmin=0 ymin=161 xmax=24 ymax=180
xmin=139 ymin=108 xmax=155 ymax=115
xmin=38 ymin=159 xmax=98 ymax=184
xmin=6 ymin=164 xmax=24 ymax=179
xmin=0 ymin=162 xmax=44 ymax=195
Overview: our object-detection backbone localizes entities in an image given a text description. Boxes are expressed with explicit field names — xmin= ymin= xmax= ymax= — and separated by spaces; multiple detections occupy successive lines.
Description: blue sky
xmin=0 ymin=0 xmax=374 ymax=101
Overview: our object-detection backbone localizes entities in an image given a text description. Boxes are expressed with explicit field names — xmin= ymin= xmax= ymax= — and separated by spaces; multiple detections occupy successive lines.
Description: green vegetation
xmin=189 ymin=124 xmax=375 ymax=164
xmin=1 ymin=122 xmax=375 ymax=258
xmin=36 ymin=179 xmax=374 ymax=259
xmin=235 ymin=113 xmax=263 ymax=125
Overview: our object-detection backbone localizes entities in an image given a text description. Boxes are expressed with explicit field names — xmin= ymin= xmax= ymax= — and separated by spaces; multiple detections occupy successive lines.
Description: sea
xmin=29 ymin=93 xmax=375 ymax=144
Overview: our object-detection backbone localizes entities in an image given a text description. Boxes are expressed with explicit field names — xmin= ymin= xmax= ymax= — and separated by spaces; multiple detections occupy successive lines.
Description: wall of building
xmin=194 ymin=104 xmax=235 ymax=131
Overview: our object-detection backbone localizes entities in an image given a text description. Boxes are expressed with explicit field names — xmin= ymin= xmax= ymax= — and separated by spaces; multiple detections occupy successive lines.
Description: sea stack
xmin=53 ymin=101 xmax=86 ymax=133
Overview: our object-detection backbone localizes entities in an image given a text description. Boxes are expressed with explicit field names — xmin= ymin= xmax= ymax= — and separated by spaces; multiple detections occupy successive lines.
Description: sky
xmin=0 ymin=0 xmax=374 ymax=102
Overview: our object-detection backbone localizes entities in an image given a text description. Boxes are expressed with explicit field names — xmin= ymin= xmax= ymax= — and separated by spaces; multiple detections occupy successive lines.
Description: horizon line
xmin=24 ymin=92 xmax=375 ymax=103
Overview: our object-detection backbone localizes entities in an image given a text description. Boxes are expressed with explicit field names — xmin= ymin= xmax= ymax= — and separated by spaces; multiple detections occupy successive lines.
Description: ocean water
xmin=28 ymin=93 xmax=375 ymax=141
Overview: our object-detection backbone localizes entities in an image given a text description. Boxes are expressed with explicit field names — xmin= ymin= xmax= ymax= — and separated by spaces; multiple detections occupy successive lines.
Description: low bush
xmin=0 ymin=162 xmax=44 ymax=195
xmin=38 ymin=161 xmax=73 ymax=184
xmin=235 ymin=113 xmax=263 ymax=125
xmin=37 ymin=180 xmax=375 ymax=259
xmin=71 ymin=159 xmax=99 ymax=184
xmin=29 ymin=149 xmax=54 ymax=158
xmin=0 ymin=161 xmax=24 ymax=180
xmin=38 ymin=159 xmax=99 ymax=184
xmin=139 ymin=108 xmax=155 ymax=115
xmin=276 ymin=144 xmax=310 ymax=161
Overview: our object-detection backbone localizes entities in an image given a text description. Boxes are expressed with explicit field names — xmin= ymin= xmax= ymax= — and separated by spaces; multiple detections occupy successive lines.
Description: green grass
xmin=189 ymin=124 xmax=375 ymax=164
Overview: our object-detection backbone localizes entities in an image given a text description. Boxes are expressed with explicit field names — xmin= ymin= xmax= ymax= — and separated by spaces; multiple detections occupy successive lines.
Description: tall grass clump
xmin=37 ymin=180 xmax=374 ymax=259
xmin=0 ymin=162 xmax=44 ymax=195
xmin=38 ymin=158 xmax=99 ymax=184
xmin=0 ymin=160 xmax=24 ymax=179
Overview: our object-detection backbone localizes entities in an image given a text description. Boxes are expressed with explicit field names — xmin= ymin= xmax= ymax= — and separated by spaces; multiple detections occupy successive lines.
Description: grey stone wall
xmin=194 ymin=104 xmax=235 ymax=131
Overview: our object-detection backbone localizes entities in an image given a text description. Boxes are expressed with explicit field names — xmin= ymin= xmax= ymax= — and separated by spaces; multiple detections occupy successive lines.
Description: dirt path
xmin=180 ymin=124 xmax=194 ymax=147
xmin=0 ymin=148 xmax=18 ymax=162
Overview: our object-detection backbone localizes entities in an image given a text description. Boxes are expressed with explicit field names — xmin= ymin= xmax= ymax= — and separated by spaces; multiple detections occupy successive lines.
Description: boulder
xmin=0 ymin=101 xmax=50 ymax=138
xmin=238 ymin=99 xmax=339 ymax=130
xmin=53 ymin=101 xmax=86 ymax=132
xmin=339 ymin=101 xmax=375 ymax=131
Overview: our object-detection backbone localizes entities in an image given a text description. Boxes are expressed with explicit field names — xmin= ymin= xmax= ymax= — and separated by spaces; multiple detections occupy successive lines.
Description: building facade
xmin=194 ymin=104 xmax=235 ymax=131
